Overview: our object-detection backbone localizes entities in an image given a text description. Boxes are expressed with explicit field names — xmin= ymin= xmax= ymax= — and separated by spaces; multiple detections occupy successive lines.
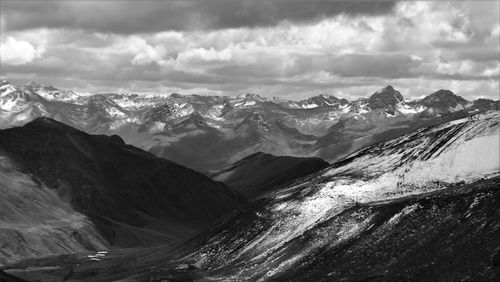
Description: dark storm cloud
xmin=1 ymin=0 xmax=397 ymax=34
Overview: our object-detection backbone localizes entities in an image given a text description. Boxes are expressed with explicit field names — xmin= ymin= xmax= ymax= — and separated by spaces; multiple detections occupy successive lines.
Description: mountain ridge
xmin=2 ymin=81 xmax=498 ymax=173
xmin=0 ymin=117 xmax=246 ymax=259
xmin=212 ymin=152 xmax=329 ymax=199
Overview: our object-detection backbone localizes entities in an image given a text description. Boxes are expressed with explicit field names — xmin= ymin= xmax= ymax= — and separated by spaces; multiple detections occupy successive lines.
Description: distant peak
xmin=24 ymin=81 xmax=59 ymax=91
xmin=419 ymin=89 xmax=468 ymax=108
xmin=237 ymin=93 xmax=262 ymax=99
xmin=25 ymin=81 xmax=41 ymax=87
xmin=432 ymin=89 xmax=455 ymax=96
xmin=427 ymin=89 xmax=464 ymax=100
xmin=301 ymin=94 xmax=340 ymax=108
xmin=45 ymin=84 xmax=59 ymax=91
xmin=245 ymin=93 xmax=261 ymax=99
xmin=374 ymin=85 xmax=396 ymax=94
xmin=368 ymin=85 xmax=404 ymax=109
xmin=310 ymin=93 xmax=337 ymax=99
xmin=371 ymin=85 xmax=402 ymax=97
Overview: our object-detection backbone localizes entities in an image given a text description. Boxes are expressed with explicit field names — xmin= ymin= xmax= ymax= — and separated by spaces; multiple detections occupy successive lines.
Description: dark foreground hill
xmin=0 ymin=118 xmax=245 ymax=263
xmin=212 ymin=152 xmax=329 ymax=199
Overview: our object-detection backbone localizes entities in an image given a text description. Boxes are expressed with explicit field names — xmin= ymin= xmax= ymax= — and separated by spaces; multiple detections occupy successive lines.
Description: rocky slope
xmin=4 ymin=111 xmax=498 ymax=281
xmin=212 ymin=152 xmax=329 ymax=199
xmin=0 ymin=148 xmax=108 ymax=265
xmin=0 ymin=118 xmax=245 ymax=258
xmin=164 ymin=111 xmax=499 ymax=281
xmin=1 ymin=80 xmax=498 ymax=173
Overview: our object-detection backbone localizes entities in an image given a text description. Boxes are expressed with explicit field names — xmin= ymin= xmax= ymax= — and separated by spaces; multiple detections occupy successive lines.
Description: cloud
xmin=326 ymin=53 xmax=422 ymax=78
xmin=0 ymin=1 xmax=498 ymax=101
xmin=0 ymin=37 xmax=44 ymax=65
xmin=1 ymin=0 xmax=397 ymax=34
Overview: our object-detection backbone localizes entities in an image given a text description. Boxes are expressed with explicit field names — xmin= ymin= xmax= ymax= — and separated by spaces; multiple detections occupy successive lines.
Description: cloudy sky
xmin=0 ymin=0 xmax=499 ymax=100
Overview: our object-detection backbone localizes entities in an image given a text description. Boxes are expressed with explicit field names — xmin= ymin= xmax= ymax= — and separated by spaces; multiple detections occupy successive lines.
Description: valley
xmin=1 ymin=108 xmax=498 ymax=281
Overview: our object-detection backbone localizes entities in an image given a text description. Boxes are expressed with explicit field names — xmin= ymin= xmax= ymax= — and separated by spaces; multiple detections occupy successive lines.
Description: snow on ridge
xmin=247 ymin=111 xmax=499 ymax=260
xmin=301 ymin=103 xmax=318 ymax=109
xmin=396 ymin=102 xmax=425 ymax=115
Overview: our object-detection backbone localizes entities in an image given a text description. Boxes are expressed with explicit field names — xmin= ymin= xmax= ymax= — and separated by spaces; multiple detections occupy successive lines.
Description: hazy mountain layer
xmin=2 ymin=81 xmax=498 ymax=173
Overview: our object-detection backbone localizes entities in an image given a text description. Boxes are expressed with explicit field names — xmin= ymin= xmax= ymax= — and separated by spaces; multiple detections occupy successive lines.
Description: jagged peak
xmin=298 ymin=93 xmax=341 ymax=108
xmin=24 ymin=81 xmax=59 ymax=91
xmin=319 ymin=94 xmax=335 ymax=99
xmin=306 ymin=93 xmax=338 ymax=100
xmin=25 ymin=81 xmax=41 ymax=87
xmin=368 ymin=85 xmax=404 ymax=109
xmin=431 ymin=89 xmax=457 ymax=97
xmin=0 ymin=80 xmax=18 ymax=96
xmin=423 ymin=89 xmax=467 ymax=103
xmin=372 ymin=85 xmax=398 ymax=95
xmin=383 ymin=85 xmax=395 ymax=91
xmin=237 ymin=93 xmax=263 ymax=100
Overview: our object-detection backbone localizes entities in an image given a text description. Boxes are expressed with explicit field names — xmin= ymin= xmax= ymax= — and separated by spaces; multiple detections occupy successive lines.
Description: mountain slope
xmin=212 ymin=152 xmax=329 ymax=199
xmin=4 ymin=111 xmax=499 ymax=281
xmin=416 ymin=89 xmax=468 ymax=113
xmin=0 ymin=118 xmax=245 ymax=251
xmin=166 ymin=110 xmax=500 ymax=281
xmin=0 ymin=148 xmax=108 ymax=265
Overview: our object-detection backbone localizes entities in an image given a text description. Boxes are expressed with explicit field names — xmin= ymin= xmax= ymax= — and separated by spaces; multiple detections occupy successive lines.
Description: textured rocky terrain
xmin=3 ymin=111 xmax=498 ymax=281
xmin=2 ymin=81 xmax=498 ymax=173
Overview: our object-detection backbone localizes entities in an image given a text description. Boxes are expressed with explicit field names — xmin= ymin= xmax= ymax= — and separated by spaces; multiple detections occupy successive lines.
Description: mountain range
xmin=2 ymin=81 xmax=498 ymax=174
xmin=3 ymin=108 xmax=498 ymax=281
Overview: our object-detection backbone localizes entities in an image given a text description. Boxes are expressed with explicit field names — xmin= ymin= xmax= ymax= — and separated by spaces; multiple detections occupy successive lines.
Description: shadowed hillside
xmin=0 ymin=118 xmax=245 ymax=260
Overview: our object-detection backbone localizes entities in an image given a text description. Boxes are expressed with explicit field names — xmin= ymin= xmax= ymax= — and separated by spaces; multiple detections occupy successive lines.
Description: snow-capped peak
xmin=0 ymin=81 xmax=16 ymax=96
xmin=22 ymin=81 xmax=80 ymax=102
